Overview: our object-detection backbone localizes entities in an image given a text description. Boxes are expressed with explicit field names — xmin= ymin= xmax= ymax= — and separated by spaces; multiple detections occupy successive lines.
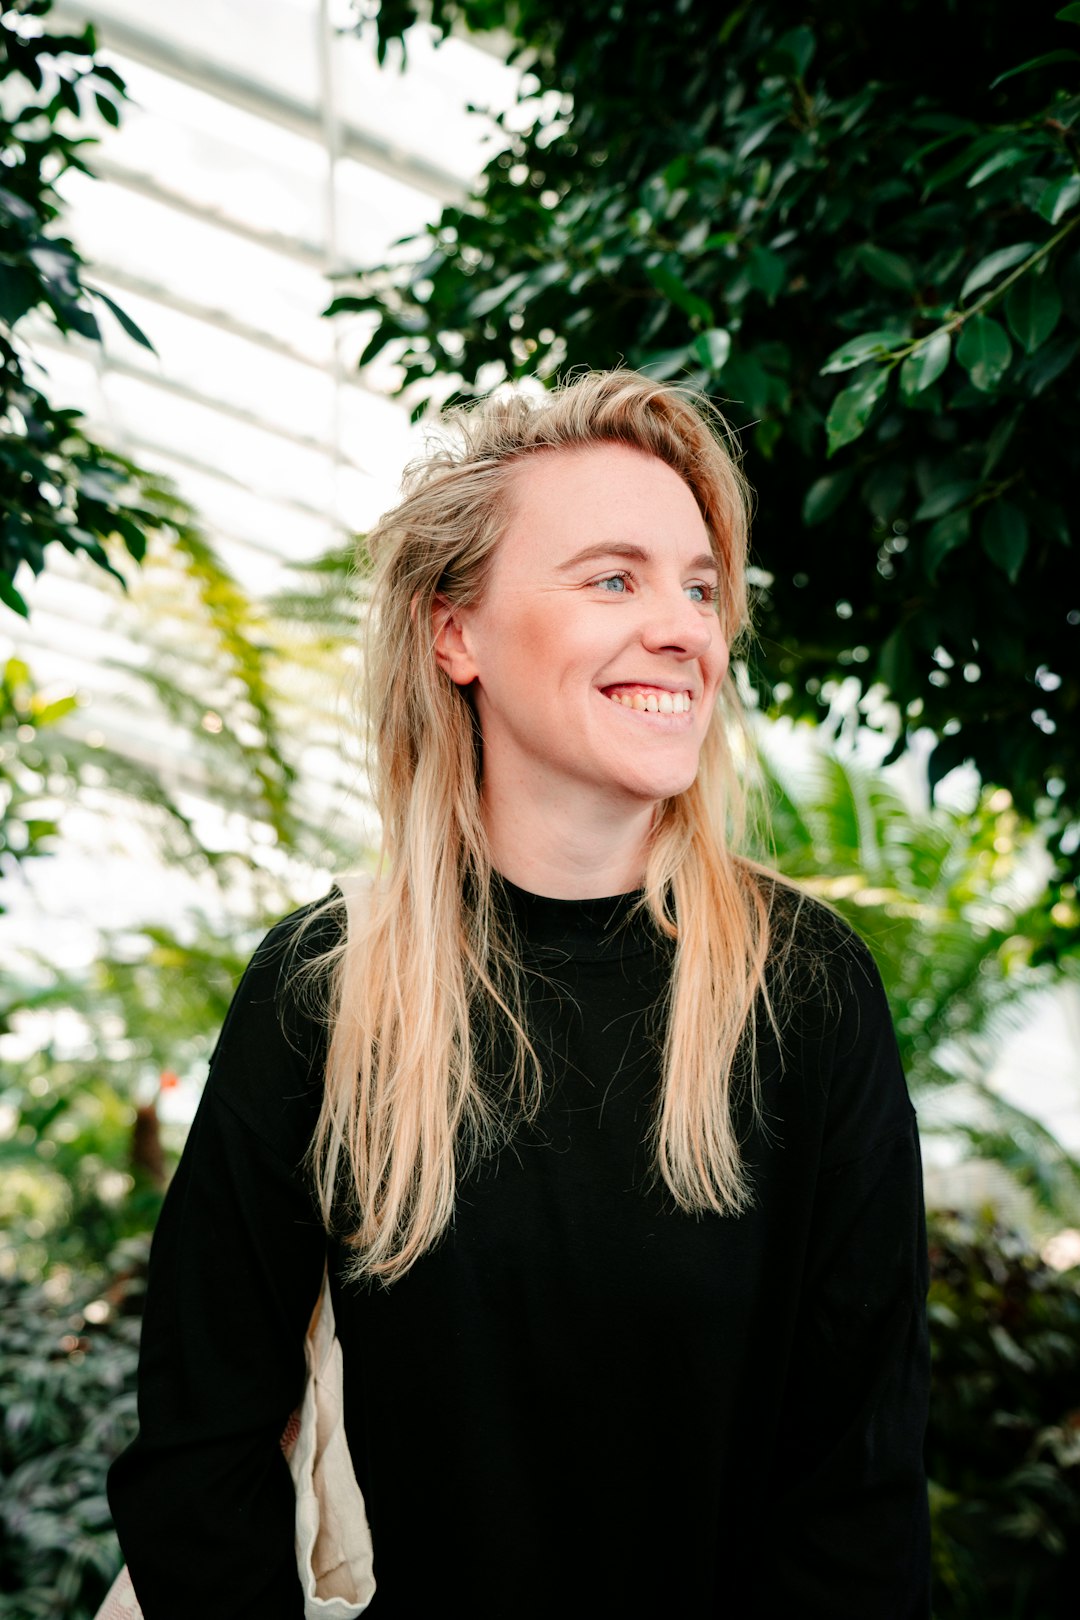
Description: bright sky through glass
xmin=2 ymin=0 xmax=519 ymax=963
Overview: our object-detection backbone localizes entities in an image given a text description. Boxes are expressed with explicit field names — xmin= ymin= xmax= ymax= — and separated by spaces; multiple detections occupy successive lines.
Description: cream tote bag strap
xmin=288 ymin=1270 xmax=376 ymax=1617
xmin=97 ymin=1269 xmax=375 ymax=1619
xmin=97 ymin=879 xmax=380 ymax=1618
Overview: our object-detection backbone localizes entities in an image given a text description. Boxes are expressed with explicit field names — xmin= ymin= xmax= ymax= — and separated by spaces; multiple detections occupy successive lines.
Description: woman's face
xmin=434 ymin=443 xmax=730 ymax=819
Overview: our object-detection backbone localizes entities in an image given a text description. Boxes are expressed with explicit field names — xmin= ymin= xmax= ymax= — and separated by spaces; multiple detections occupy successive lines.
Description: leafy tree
xmin=339 ymin=0 xmax=1080 ymax=956
xmin=926 ymin=1213 xmax=1080 ymax=1618
xmin=0 ymin=1236 xmax=145 ymax=1619
xmin=0 ymin=0 xmax=179 ymax=613
xmin=0 ymin=543 xmax=369 ymax=1279
xmin=757 ymin=736 xmax=1080 ymax=1226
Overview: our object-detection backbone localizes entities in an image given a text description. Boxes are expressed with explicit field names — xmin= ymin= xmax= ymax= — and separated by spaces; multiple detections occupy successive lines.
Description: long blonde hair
xmin=298 ymin=370 xmax=780 ymax=1283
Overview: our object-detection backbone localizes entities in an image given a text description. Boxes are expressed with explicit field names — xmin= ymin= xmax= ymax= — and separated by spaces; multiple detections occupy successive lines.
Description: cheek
xmin=501 ymin=600 xmax=586 ymax=682
xmin=471 ymin=597 xmax=560 ymax=697
xmin=710 ymin=634 xmax=731 ymax=690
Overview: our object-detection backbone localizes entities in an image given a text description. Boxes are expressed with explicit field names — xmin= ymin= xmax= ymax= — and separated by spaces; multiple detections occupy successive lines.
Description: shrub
xmin=927 ymin=1211 xmax=1080 ymax=1617
xmin=0 ymin=1239 xmax=145 ymax=1619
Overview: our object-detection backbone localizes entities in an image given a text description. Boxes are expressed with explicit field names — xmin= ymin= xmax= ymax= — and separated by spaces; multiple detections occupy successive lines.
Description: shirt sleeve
xmin=107 ymin=907 xmax=334 ymax=1619
xmin=755 ymin=920 xmax=932 ymax=1618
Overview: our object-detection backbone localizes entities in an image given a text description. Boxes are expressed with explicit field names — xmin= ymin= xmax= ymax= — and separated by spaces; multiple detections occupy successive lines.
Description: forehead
xmin=497 ymin=443 xmax=712 ymax=570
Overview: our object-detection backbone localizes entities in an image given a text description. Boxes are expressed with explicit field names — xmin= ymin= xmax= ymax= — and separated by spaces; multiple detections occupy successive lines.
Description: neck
xmin=481 ymin=777 xmax=656 ymax=899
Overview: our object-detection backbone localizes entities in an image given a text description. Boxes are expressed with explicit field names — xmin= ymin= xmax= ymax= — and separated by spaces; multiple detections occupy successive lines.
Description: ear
xmin=430 ymin=594 xmax=479 ymax=687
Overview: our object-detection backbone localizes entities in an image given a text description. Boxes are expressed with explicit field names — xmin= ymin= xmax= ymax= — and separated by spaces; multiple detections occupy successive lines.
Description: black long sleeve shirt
xmin=108 ymin=880 xmax=931 ymax=1617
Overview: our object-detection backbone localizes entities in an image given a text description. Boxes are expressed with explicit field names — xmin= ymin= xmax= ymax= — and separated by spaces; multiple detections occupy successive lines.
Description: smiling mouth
xmin=601 ymin=685 xmax=693 ymax=715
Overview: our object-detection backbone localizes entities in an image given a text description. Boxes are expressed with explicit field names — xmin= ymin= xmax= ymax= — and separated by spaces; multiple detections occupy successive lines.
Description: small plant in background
xmin=0 ymin=0 xmax=180 ymax=614
xmin=758 ymin=736 xmax=1080 ymax=1230
xmin=927 ymin=1211 xmax=1080 ymax=1618
xmin=0 ymin=1236 xmax=147 ymax=1620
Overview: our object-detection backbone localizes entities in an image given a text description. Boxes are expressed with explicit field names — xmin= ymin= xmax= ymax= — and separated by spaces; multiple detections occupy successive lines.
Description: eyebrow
xmin=555 ymin=541 xmax=719 ymax=574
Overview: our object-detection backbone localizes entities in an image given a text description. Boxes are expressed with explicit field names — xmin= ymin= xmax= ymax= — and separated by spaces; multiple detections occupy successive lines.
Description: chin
xmin=619 ymin=763 xmax=700 ymax=804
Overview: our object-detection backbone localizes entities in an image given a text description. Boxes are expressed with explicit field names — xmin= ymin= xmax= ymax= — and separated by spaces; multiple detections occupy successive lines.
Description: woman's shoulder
xmin=198 ymin=889 xmax=348 ymax=1157
xmin=751 ymin=872 xmax=915 ymax=1160
xmin=752 ymin=871 xmax=898 ymax=1049
xmin=250 ymin=886 xmax=349 ymax=978
xmin=753 ymin=870 xmax=877 ymax=976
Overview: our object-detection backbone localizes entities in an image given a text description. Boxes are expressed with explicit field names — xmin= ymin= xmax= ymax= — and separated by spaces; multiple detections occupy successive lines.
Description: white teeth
xmin=607 ymin=689 xmax=691 ymax=714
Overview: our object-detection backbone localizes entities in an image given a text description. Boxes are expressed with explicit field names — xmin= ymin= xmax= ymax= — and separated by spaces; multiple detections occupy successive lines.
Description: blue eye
xmin=595 ymin=573 xmax=629 ymax=593
xmin=686 ymin=582 xmax=716 ymax=604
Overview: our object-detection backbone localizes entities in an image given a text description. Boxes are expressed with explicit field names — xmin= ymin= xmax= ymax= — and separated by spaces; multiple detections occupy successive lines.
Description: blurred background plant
xmin=926 ymin=1212 xmax=1080 ymax=1619
xmin=1 ymin=0 xmax=1079 ymax=1614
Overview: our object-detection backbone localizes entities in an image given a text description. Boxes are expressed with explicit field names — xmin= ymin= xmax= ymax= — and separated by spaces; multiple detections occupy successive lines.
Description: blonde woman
xmin=108 ymin=371 xmax=931 ymax=1617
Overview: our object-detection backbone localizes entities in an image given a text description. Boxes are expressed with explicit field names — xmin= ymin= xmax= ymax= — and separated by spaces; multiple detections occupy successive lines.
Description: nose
xmin=639 ymin=586 xmax=716 ymax=659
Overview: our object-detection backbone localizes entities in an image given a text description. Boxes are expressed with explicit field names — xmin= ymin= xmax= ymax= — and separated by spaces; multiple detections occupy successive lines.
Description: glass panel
xmin=58 ymin=166 xmax=336 ymax=359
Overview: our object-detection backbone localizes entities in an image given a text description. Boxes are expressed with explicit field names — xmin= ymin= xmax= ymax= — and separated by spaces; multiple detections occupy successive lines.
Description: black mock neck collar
xmin=493 ymin=872 xmax=663 ymax=964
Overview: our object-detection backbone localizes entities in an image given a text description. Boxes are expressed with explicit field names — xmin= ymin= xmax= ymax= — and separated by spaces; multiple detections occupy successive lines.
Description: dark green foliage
xmin=0 ymin=655 xmax=71 ymax=902
xmin=0 ymin=1238 xmax=146 ymax=1619
xmin=341 ymin=0 xmax=1080 ymax=955
xmin=927 ymin=1212 xmax=1080 ymax=1618
xmin=0 ymin=920 xmax=269 ymax=1279
xmin=0 ymin=0 xmax=174 ymax=612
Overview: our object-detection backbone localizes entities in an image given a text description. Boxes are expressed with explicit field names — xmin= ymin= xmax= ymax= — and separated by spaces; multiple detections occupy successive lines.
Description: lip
xmin=597 ymin=688 xmax=696 ymax=723
xmin=599 ymin=682 xmax=698 ymax=699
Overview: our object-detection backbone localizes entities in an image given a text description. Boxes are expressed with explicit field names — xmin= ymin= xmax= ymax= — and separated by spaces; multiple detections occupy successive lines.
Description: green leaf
xmin=1036 ymin=174 xmax=1080 ymax=226
xmin=94 ymin=92 xmax=121 ymax=128
xmin=861 ymin=462 xmax=908 ymax=523
xmin=720 ymin=352 xmax=775 ymax=419
xmin=856 ymin=243 xmax=917 ymax=292
xmin=0 ymin=185 xmax=36 ymax=225
xmin=735 ymin=115 xmax=781 ymax=163
xmin=983 ymin=409 xmax=1020 ymax=476
xmin=960 ymin=243 xmax=1036 ymax=303
xmin=1029 ymin=495 xmax=1070 ymax=546
xmin=112 ymin=514 xmax=147 ymax=563
xmin=746 ymin=246 xmax=787 ymax=302
xmin=825 ymin=368 xmax=889 ymax=456
xmin=33 ymin=694 xmax=79 ymax=726
xmin=966 ymin=147 xmax=1030 ymax=188
xmin=914 ymin=481 xmax=977 ymax=522
xmin=802 ymin=470 xmax=855 ymax=527
xmin=764 ymin=25 xmax=816 ymax=78
xmin=924 ymin=509 xmax=971 ymax=582
xmin=87 ymin=287 xmax=157 ymax=353
xmin=921 ymin=132 xmax=1001 ymax=195
xmin=878 ymin=629 xmax=914 ymax=696
xmin=57 ymin=75 xmax=80 ymax=118
xmin=982 ymin=502 xmax=1029 ymax=582
xmin=0 ymin=573 xmax=29 ymax=617
xmin=468 ymin=271 xmax=530 ymax=318
xmin=90 ymin=63 xmax=128 ymax=93
xmin=638 ymin=345 xmax=694 ymax=381
xmin=899 ymin=330 xmax=951 ymax=399
xmin=692 ymin=328 xmax=731 ymax=371
xmin=0 ymin=268 xmax=42 ymax=328
xmin=1057 ymin=2 xmax=1080 ymax=20
xmin=990 ymin=49 xmax=1080 ymax=88
xmin=1005 ymin=274 xmax=1062 ymax=353
xmin=1023 ymin=333 xmax=1080 ymax=394
xmin=647 ymin=264 xmax=713 ymax=325
xmin=956 ymin=316 xmax=1013 ymax=391
xmin=820 ymin=330 xmax=900 ymax=375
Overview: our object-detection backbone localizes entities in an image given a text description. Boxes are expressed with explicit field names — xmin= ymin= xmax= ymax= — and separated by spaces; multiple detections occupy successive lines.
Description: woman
xmin=108 ymin=370 xmax=931 ymax=1617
